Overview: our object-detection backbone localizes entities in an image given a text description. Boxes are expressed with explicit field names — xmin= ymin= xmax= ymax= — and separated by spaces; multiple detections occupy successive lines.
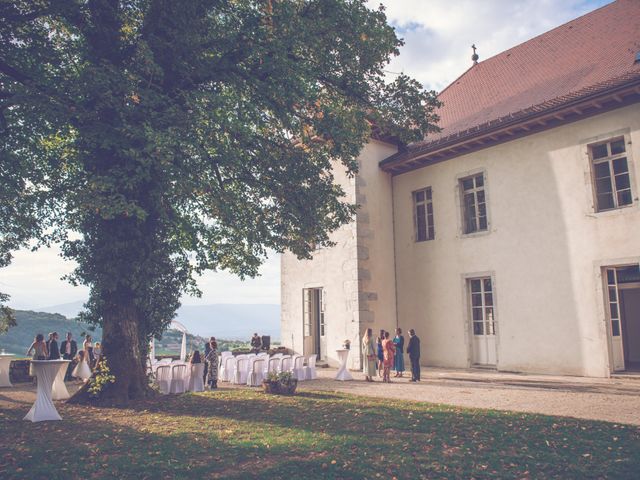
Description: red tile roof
xmin=414 ymin=0 xmax=640 ymax=148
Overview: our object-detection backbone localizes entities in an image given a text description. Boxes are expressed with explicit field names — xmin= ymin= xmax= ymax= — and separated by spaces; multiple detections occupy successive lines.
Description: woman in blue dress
xmin=393 ymin=328 xmax=405 ymax=377
xmin=376 ymin=329 xmax=385 ymax=378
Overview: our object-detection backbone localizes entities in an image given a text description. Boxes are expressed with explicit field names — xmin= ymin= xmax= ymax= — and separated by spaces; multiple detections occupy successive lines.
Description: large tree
xmin=0 ymin=0 xmax=439 ymax=404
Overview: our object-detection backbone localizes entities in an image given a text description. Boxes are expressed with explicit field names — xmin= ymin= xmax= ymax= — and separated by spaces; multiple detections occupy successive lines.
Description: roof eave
xmin=380 ymin=76 xmax=640 ymax=175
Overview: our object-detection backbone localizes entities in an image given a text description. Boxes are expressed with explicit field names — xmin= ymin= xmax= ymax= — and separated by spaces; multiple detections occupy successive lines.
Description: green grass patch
xmin=1 ymin=388 xmax=638 ymax=479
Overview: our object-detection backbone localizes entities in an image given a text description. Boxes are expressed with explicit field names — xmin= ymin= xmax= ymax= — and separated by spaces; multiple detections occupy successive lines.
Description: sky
xmin=1 ymin=0 xmax=611 ymax=310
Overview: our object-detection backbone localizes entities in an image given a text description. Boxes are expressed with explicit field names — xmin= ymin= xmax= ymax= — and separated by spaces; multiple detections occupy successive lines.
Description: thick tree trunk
xmin=68 ymin=301 xmax=153 ymax=406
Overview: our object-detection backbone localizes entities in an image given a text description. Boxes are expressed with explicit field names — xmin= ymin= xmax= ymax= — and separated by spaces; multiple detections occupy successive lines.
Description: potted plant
xmin=263 ymin=371 xmax=298 ymax=395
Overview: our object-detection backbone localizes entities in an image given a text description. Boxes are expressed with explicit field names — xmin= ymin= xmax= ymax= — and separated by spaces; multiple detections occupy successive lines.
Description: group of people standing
xmin=362 ymin=327 xmax=421 ymax=383
xmin=27 ymin=332 xmax=101 ymax=383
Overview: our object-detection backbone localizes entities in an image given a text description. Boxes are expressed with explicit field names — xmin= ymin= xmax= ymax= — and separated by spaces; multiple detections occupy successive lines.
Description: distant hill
xmin=36 ymin=301 xmax=281 ymax=341
xmin=0 ymin=310 xmax=249 ymax=357
xmin=0 ymin=310 xmax=102 ymax=356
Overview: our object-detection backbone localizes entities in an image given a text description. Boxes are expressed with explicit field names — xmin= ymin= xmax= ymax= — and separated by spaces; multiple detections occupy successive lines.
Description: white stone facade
xmin=281 ymin=104 xmax=640 ymax=377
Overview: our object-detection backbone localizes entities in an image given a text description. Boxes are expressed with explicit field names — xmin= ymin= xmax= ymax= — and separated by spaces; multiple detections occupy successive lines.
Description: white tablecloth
xmin=0 ymin=354 xmax=15 ymax=387
xmin=52 ymin=361 xmax=71 ymax=400
xmin=335 ymin=349 xmax=353 ymax=381
xmin=24 ymin=360 xmax=70 ymax=422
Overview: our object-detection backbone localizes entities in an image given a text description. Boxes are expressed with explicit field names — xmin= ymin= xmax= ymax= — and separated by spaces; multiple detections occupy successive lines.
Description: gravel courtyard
xmin=297 ymin=367 xmax=640 ymax=426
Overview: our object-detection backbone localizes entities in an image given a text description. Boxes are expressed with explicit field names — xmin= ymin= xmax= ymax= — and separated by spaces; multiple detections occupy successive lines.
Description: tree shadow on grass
xmin=1 ymin=388 xmax=639 ymax=480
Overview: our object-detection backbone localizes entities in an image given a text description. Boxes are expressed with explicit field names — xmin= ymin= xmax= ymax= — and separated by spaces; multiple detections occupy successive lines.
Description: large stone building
xmin=281 ymin=0 xmax=640 ymax=377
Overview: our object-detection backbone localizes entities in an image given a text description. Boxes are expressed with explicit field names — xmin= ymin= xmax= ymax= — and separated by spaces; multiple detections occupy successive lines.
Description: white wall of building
xmin=281 ymin=140 xmax=398 ymax=368
xmin=392 ymin=104 xmax=640 ymax=377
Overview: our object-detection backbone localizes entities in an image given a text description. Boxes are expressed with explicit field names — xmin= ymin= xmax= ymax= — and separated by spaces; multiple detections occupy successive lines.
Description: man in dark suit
xmin=60 ymin=332 xmax=77 ymax=380
xmin=406 ymin=329 xmax=421 ymax=382
xmin=250 ymin=333 xmax=262 ymax=353
xmin=47 ymin=331 xmax=61 ymax=360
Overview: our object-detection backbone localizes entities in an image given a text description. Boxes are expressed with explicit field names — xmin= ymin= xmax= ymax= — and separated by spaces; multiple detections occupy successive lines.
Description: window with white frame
xmin=469 ymin=277 xmax=495 ymax=336
xmin=413 ymin=187 xmax=434 ymax=241
xmin=460 ymin=173 xmax=487 ymax=234
xmin=590 ymin=137 xmax=633 ymax=212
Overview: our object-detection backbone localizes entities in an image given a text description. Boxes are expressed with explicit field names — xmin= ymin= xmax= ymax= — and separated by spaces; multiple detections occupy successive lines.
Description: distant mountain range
xmin=35 ymin=300 xmax=281 ymax=341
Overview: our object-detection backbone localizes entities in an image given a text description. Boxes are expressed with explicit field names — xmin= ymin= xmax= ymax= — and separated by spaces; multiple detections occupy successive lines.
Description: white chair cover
xmin=272 ymin=353 xmax=284 ymax=358
xmin=233 ymin=357 xmax=249 ymax=385
xmin=292 ymin=355 xmax=306 ymax=381
xmin=170 ymin=364 xmax=187 ymax=394
xmin=265 ymin=356 xmax=280 ymax=376
xmin=156 ymin=365 xmax=172 ymax=394
xmin=219 ymin=351 xmax=232 ymax=369
xmin=188 ymin=363 xmax=205 ymax=392
xmin=247 ymin=358 xmax=265 ymax=386
xmin=304 ymin=355 xmax=318 ymax=380
xmin=221 ymin=355 xmax=236 ymax=382
xmin=279 ymin=355 xmax=292 ymax=374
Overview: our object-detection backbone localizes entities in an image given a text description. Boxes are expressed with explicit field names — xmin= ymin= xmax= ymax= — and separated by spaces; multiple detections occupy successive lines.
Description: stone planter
xmin=262 ymin=379 xmax=298 ymax=395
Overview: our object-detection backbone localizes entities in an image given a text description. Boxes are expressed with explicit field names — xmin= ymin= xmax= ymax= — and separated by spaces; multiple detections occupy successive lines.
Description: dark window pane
xmin=483 ymin=278 xmax=492 ymax=292
xmin=608 ymin=287 xmax=618 ymax=302
xmin=464 ymin=193 xmax=475 ymax=208
xmin=607 ymin=270 xmax=615 ymax=285
xmin=612 ymin=320 xmax=620 ymax=337
xmin=618 ymin=189 xmax=633 ymax=206
xmin=478 ymin=203 xmax=487 ymax=217
xmin=466 ymin=218 xmax=477 ymax=233
xmin=597 ymin=193 xmax=615 ymax=211
xmin=612 ymin=157 xmax=629 ymax=175
xmin=615 ymin=174 xmax=630 ymax=191
xmin=472 ymin=307 xmax=483 ymax=320
xmin=427 ymin=203 xmax=433 ymax=214
xmin=594 ymin=162 xmax=610 ymax=178
xmin=415 ymin=191 xmax=425 ymax=203
xmin=426 ymin=188 xmax=432 ymax=200
xmin=462 ymin=178 xmax=474 ymax=191
xmin=479 ymin=216 xmax=488 ymax=230
xmin=610 ymin=303 xmax=618 ymax=319
xmin=595 ymin=177 xmax=613 ymax=194
xmin=416 ymin=205 xmax=426 ymax=241
xmin=485 ymin=293 xmax=493 ymax=306
xmin=428 ymin=225 xmax=435 ymax=240
xmin=477 ymin=190 xmax=485 ymax=203
xmin=471 ymin=279 xmax=481 ymax=293
xmin=610 ymin=139 xmax=625 ymax=155
xmin=473 ymin=322 xmax=484 ymax=335
xmin=472 ymin=293 xmax=482 ymax=307
xmin=592 ymin=143 xmax=608 ymax=159
xmin=475 ymin=175 xmax=484 ymax=187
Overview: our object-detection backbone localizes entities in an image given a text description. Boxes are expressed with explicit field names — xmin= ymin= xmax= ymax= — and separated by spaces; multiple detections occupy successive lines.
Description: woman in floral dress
xmin=205 ymin=338 xmax=218 ymax=389
xmin=381 ymin=331 xmax=396 ymax=383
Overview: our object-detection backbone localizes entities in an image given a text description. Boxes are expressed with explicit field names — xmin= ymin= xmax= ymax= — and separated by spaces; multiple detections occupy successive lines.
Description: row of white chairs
xmin=154 ymin=363 xmax=205 ymax=394
xmin=219 ymin=352 xmax=317 ymax=387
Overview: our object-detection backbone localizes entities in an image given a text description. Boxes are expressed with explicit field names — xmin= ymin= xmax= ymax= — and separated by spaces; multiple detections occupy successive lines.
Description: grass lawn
xmin=1 ymin=388 xmax=639 ymax=479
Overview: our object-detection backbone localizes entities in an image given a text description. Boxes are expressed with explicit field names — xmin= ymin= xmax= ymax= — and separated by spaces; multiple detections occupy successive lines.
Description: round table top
xmin=0 ymin=353 xmax=15 ymax=357
xmin=335 ymin=348 xmax=350 ymax=352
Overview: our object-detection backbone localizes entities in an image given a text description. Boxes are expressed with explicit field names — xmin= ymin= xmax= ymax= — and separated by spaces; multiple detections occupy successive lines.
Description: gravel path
xmin=298 ymin=367 xmax=640 ymax=426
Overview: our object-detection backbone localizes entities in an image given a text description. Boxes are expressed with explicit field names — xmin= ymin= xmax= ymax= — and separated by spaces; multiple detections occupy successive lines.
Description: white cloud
xmin=371 ymin=0 xmax=612 ymax=90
